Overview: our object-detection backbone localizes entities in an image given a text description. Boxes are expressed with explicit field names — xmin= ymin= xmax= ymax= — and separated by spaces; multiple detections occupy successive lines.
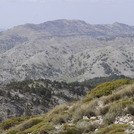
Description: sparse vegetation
xmin=96 ymin=124 xmax=131 ymax=134
xmin=0 ymin=79 xmax=134 ymax=134
xmin=87 ymin=79 xmax=132 ymax=98
xmin=0 ymin=116 xmax=31 ymax=130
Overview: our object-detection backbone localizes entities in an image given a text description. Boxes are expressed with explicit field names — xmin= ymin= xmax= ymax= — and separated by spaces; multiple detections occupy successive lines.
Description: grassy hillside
xmin=0 ymin=79 xmax=134 ymax=134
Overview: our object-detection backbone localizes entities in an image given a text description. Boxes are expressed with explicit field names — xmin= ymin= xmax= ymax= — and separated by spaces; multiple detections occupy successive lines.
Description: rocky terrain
xmin=0 ymin=20 xmax=134 ymax=83
xmin=0 ymin=79 xmax=133 ymax=134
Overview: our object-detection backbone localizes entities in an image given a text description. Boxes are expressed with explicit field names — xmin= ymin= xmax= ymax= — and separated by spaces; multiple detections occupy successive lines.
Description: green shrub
xmin=88 ymin=79 xmax=132 ymax=98
xmin=103 ymin=112 xmax=117 ymax=125
xmin=0 ymin=117 xmax=30 ymax=130
xmin=52 ymin=112 xmax=71 ymax=124
xmin=16 ymin=118 xmax=43 ymax=131
xmin=76 ymin=119 xmax=101 ymax=133
xmin=34 ymin=123 xmax=54 ymax=134
xmin=73 ymin=100 xmax=97 ymax=122
xmin=17 ymin=132 xmax=27 ymax=134
xmin=98 ymin=106 xmax=109 ymax=115
xmin=104 ymin=100 xmax=134 ymax=125
xmin=59 ymin=124 xmax=79 ymax=134
xmin=102 ymin=83 xmax=134 ymax=105
xmin=7 ymin=129 xmax=27 ymax=134
xmin=126 ymin=105 xmax=134 ymax=115
xmin=96 ymin=124 xmax=131 ymax=134
xmin=23 ymin=120 xmax=54 ymax=134
xmin=49 ymin=103 xmax=69 ymax=115
xmin=6 ymin=129 xmax=17 ymax=134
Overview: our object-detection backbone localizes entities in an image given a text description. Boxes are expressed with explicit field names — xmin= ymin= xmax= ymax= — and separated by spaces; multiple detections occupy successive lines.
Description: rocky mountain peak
xmin=112 ymin=22 xmax=134 ymax=33
xmin=113 ymin=22 xmax=129 ymax=27
xmin=41 ymin=19 xmax=88 ymax=25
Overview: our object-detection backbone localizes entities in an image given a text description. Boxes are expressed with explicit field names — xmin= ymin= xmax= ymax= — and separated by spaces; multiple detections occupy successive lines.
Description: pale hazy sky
xmin=0 ymin=0 xmax=134 ymax=28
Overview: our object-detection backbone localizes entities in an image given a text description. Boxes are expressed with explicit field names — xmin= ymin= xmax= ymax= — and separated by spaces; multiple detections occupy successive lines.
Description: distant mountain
xmin=0 ymin=19 xmax=134 ymax=83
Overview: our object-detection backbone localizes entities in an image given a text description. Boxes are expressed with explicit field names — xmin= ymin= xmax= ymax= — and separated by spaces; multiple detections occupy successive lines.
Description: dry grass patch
xmin=76 ymin=119 xmax=101 ymax=133
xmin=24 ymin=122 xmax=54 ymax=134
xmin=6 ymin=118 xmax=43 ymax=133
xmin=58 ymin=124 xmax=79 ymax=134
xmin=98 ymin=105 xmax=110 ymax=116
xmin=102 ymin=83 xmax=134 ymax=105
xmin=0 ymin=116 xmax=31 ymax=130
xmin=49 ymin=103 xmax=69 ymax=115
xmin=73 ymin=100 xmax=98 ymax=122
xmin=95 ymin=124 xmax=131 ymax=134
xmin=126 ymin=105 xmax=134 ymax=115
xmin=103 ymin=100 xmax=134 ymax=125
xmin=52 ymin=112 xmax=71 ymax=124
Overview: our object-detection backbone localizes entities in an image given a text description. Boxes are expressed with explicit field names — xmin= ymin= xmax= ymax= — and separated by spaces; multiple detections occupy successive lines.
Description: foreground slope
xmin=0 ymin=20 xmax=134 ymax=83
xmin=1 ymin=79 xmax=134 ymax=134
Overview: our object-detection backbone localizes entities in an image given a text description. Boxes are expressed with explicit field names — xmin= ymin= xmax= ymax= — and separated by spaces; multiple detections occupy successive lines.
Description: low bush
xmin=76 ymin=120 xmax=101 ymax=133
xmin=96 ymin=124 xmax=131 ymax=134
xmin=24 ymin=122 xmax=54 ymax=134
xmin=0 ymin=116 xmax=30 ymax=130
xmin=34 ymin=123 xmax=54 ymax=134
xmin=73 ymin=100 xmax=97 ymax=122
xmin=49 ymin=103 xmax=69 ymax=115
xmin=98 ymin=105 xmax=109 ymax=115
xmin=88 ymin=79 xmax=132 ymax=98
xmin=59 ymin=124 xmax=79 ymax=134
xmin=52 ymin=112 xmax=71 ymax=124
xmin=126 ymin=105 xmax=134 ymax=115
xmin=102 ymin=83 xmax=134 ymax=105
xmin=103 ymin=100 xmax=134 ymax=125
xmin=17 ymin=118 xmax=42 ymax=131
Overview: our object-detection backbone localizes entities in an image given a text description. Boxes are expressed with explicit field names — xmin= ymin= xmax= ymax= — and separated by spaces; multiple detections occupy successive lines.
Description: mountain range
xmin=0 ymin=19 xmax=134 ymax=83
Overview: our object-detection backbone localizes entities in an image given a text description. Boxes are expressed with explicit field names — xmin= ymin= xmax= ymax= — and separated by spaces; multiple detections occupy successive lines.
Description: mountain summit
xmin=8 ymin=20 xmax=134 ymax=37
